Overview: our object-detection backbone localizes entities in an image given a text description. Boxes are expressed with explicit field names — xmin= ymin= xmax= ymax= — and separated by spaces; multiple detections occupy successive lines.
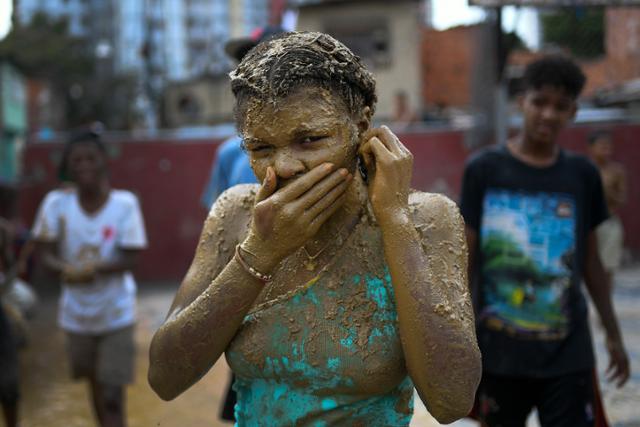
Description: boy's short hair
xmin=588 ymin=129 xmax=612 ymax=145
xmin=522 ymin=55 xmax=586 ymax=99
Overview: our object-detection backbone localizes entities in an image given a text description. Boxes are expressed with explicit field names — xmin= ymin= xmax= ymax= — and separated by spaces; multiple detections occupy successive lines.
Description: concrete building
xmin=293 ymin=0 xmax=424 ymax=121
xmin=112 ymin=2 xmax=145 ymax=75
xmin=164 ymin=0 xmax=426 ymax=127
xmin=229 ymin=0 xmax=271 ymax=38
xmin=17 ymin=0 xmax=270 ymax=82
xmin=18 ymin=0 xmax=90 ymax=36
xmin=164 ymin=74 xmax=236 ymax=127
xmin=0 ymin=62 xmax=27 ymax=183
xmin=421 ymin=6 xmax=640 ymax=107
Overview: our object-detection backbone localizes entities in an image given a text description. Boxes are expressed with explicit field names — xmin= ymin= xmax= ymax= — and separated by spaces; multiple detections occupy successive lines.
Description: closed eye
xmin=248 ymin=145 xmax=271 ymax=152
xmin=242 ymin=140 xmax=272 ymax=152
xmin=300 ymin=135 xmax=326 ymax=145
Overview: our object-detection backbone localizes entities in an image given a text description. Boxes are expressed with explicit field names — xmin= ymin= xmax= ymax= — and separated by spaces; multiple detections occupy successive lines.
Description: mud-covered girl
xmin=149 ymin=32 xmax=480 ymax=425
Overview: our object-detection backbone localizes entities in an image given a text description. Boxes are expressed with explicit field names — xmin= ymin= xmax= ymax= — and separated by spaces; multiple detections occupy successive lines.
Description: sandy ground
xmin=12 ymin=267 xmax=640 ymax=427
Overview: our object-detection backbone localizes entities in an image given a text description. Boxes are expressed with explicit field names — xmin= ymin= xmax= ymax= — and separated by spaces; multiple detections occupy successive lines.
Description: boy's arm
xmin=36 ymin=241 xmax=93 ymax=285
xmin=94 ymin=249 xmax=142 ymax=275
xmin=583 ymin=231 xmax=630 ymax=387
xmin=612 ymin=166 xmax=627 ymax=208
xmin=36 ymin=241 xmax=66 ymax=274
xmin=459 ymin=155 xmax=483 ymax=299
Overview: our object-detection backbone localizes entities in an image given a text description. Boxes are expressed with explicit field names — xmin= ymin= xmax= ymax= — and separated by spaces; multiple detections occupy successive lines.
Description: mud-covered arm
xmin=464 ymin=226 xmax=478 ymax=296
xmin=148 ymin=186 xmax=265 ymax=401
xmin=359 ymin=126 xmax=480 ymax=423
xmin=384 ymin=194 xmax=481 ymax=423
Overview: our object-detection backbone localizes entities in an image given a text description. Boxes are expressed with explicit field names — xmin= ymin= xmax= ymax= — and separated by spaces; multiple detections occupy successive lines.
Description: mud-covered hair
xmin=58 ymin=129 xmax=107 ymax=182
xmin=522 ymin=55 xmax=586 ymax=99
xmin=229 ymin=31 xmax=377 ymax=128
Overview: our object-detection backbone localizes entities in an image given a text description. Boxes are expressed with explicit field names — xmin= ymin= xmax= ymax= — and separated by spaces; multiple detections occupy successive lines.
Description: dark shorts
xmin=0 ymin=304 xmax=19 ymax=404
xmin=476 ymin=370 xmax=596 ymax=427
xmin=65 ymin=325 xmax=135 ymax=386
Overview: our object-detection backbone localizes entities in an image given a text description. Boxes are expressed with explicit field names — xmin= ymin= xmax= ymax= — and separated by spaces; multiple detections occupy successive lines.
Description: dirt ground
xmin=11 ymin=267 xmax=640 ymax=427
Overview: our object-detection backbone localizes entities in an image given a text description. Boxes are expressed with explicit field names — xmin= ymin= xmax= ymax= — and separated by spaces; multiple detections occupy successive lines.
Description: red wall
xmin=19 ymin=124 xmax=640 ymax=282
xmin=20 ymin=139 xmax=221 ymax=281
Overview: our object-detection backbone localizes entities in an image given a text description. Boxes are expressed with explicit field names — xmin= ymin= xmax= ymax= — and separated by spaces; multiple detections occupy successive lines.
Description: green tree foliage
xmin=541 ymin=7 xmax=605 ymax=59
xmin=0 ymin=13 xmax=94 ymax=89
xmin=0 ymin=13 xmax=137 ymax=129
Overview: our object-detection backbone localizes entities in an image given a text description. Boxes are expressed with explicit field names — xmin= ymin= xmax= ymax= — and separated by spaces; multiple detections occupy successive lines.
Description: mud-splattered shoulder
xmin=408 ymin=191 xmax=460 ymax=223
xmin=408 ymin=191 xmax=465 ymax=245
xmin=207 ymin=184 xmax=259 ymax=218
xmin=202 ymin=184 xmax=258 ymax=248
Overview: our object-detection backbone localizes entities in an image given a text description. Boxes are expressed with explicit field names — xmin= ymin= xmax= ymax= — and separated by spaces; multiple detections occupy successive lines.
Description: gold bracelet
xmin=234 ymin=244 xmax=273 ymax=284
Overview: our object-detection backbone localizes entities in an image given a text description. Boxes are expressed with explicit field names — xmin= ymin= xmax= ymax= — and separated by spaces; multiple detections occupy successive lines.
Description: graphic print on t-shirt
xmin=480 ymin=189 xmax=576 ymax=340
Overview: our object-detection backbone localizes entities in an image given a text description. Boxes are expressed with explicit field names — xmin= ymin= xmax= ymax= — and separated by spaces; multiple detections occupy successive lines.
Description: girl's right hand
xmin=241 ymin=163 xmax=352 ymax=273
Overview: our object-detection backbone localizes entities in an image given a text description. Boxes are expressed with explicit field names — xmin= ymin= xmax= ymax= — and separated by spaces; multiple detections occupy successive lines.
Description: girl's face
xmin=241 ymin=87 xmax=368 ymax=189
xmin=67 ymin=142 xmax=107 ymax=189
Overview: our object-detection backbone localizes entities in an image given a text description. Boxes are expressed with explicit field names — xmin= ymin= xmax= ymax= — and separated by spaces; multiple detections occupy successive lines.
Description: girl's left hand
xmin=358 ymin=125 xmax=413 ymax=224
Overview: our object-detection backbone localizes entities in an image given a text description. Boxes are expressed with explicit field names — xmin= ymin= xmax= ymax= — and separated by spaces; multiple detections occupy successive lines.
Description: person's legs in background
xmin=536 ymin=370 xmax=595 ymax=427
xmin=67 ymin=325 xmax=134 ymax=427
xmin=96 ymin=326 xmax=134 ymax=427
xmin=476 ymin=373 xmax=537 ymax=427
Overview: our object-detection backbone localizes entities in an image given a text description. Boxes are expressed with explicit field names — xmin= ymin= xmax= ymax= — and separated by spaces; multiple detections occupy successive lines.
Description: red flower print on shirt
xmin=102 ymin=226 xmax=114 ymax=241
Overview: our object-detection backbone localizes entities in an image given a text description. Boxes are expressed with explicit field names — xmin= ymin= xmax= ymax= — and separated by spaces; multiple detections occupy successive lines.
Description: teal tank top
xmin=226 ymin=219 xmax=414 ymax=426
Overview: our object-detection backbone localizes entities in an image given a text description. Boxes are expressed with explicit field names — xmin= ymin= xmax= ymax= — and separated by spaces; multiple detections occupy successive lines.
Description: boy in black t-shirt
xmin=460 ymin=56 xmax=630 ymax=426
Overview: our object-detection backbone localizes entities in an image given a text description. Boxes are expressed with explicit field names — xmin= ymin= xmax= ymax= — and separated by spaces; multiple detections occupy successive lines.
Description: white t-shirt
xmin=32 ymin=189 xmax=148 ymax=333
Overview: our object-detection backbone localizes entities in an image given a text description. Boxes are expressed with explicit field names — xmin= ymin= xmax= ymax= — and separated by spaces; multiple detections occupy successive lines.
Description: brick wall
xmin=421 ymin=8 xmax=640 ymax=107
xmin=605 ymin=7 xmax=640 ymax=84
xmin=421 ymin=25 xmax=481 ymax=108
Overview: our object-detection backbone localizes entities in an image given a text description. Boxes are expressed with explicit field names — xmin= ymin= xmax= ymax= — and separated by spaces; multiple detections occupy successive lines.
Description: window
xmin=324 ymin=17 xmax=391 ymax=69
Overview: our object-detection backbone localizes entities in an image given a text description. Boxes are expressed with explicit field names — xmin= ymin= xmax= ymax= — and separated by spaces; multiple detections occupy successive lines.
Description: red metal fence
xmin=19 ymin=124 xmax=639 ymax=281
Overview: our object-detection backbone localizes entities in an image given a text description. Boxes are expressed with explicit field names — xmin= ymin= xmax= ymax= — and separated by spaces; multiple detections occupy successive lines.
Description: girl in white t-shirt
xmin=33 ymin=131 xmax=147 ymax=427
